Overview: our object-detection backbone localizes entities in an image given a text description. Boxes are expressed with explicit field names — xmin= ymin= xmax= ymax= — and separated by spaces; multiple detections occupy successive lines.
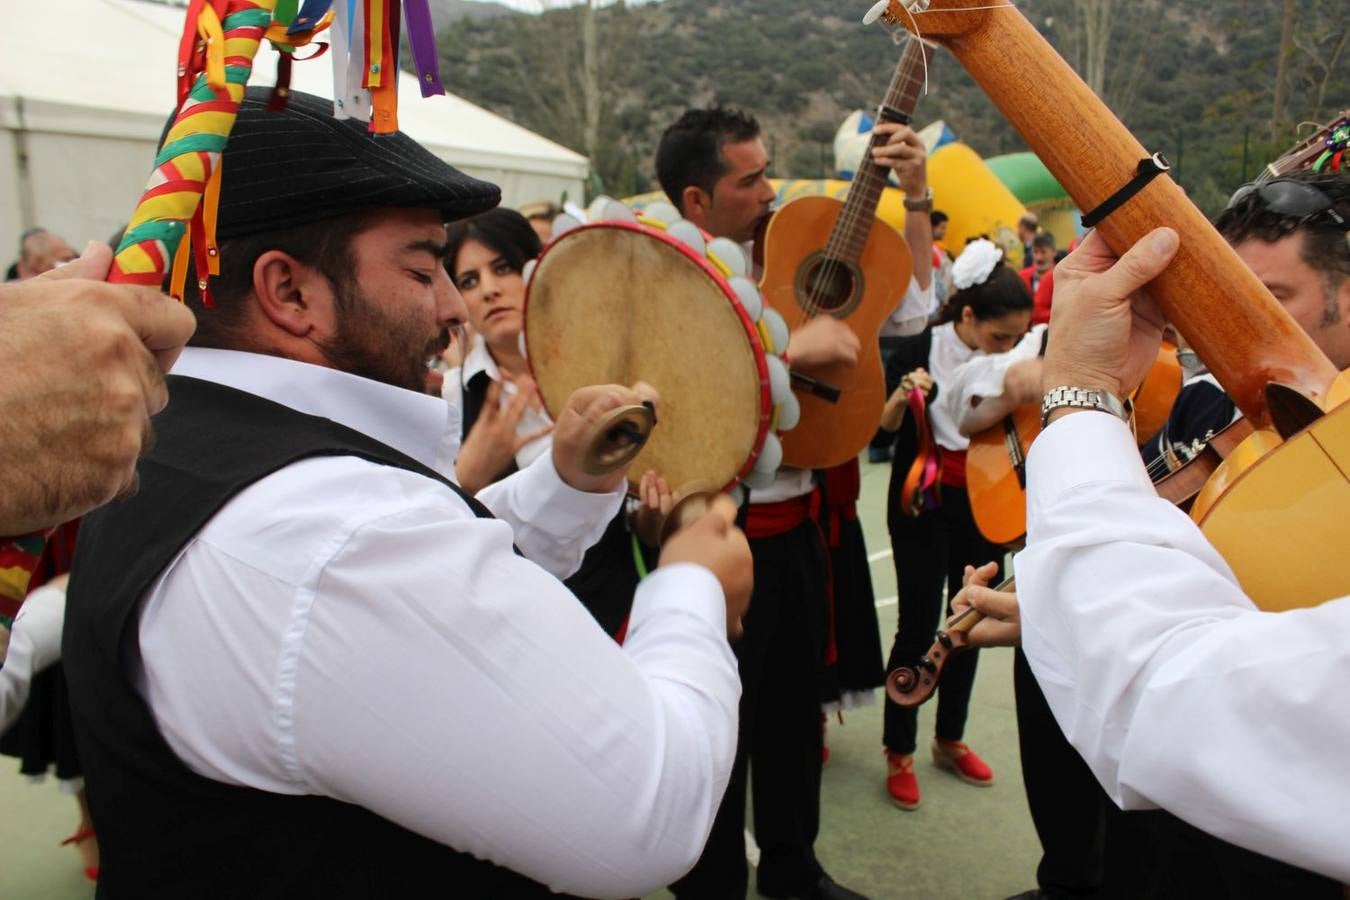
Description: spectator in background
xmin=1017 ymin=213 xmax=1039 ymax=269
xmin=931 ymin=210 xmax=954 ymax=304
xmin=1020 ymin=231 xmax=1056 ymax=298
xmin=10 ymin=228 xmax=77 ymax=280
xmin=517 ymin=200 xmax=563 ymax=245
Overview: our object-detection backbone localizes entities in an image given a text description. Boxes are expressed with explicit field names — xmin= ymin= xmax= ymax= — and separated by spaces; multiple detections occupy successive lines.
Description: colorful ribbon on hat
xmin=0 ymin=0 xmax=451 ymax=629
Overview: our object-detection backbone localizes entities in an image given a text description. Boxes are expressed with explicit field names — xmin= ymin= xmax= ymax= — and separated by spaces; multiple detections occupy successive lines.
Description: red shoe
xmin=885 ymin=750 xmax=921 ymax=810
xmin=61 ymin=827 xmax=99 ymax=881
xmin=932 ymin=738 xmax=995 ymax=786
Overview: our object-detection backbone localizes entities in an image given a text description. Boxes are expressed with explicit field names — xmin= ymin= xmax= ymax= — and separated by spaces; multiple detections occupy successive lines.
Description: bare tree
xmin=505 ymin=0 xmax=633 ymax=191
xmin=1293 ymin=16 xmax=1347 ymax=122
xmin=1272 ymin=0 xmax=1297 ymax=133
xmin=1074 ymin=0 xmax=1114 ymax=98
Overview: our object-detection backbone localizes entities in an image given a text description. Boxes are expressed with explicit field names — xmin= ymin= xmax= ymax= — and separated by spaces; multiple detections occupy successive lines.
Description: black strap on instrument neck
xmin=876 ymin=103 xmax=911 ymax=125
xmin=1080 ymin=153 xmax=1172 ymax=229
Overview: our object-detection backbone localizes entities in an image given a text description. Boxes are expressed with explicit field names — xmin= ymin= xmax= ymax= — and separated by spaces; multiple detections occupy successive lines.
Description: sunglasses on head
xmin=1226 ymin=178 xmax=1346 ymax=227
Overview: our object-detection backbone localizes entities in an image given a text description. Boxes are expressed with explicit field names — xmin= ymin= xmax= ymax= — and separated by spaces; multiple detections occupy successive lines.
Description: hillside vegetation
xmin=436 ymin=0 xmax=1347 ymax=214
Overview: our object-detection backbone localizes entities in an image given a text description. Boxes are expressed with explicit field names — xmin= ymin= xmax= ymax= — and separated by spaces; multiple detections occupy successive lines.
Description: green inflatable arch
xmin=985 ymin=152 xmax=1073 ymax=211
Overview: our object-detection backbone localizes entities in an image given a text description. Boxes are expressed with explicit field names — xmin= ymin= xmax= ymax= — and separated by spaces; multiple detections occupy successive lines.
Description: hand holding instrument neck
xmin=886 ymin=575 xmax=1015 ymax=708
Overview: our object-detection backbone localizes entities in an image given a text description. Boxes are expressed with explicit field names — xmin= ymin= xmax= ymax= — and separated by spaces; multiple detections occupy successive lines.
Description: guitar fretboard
xmin=825 ymin=37 xmax=933 ymax=266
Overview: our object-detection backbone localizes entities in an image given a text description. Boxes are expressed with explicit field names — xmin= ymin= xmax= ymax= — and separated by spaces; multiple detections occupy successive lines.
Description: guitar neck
xmin=826 ymin=37 xmax=930 ymax=266
xmin=899 ymin=2 xmax=1338 ymax=426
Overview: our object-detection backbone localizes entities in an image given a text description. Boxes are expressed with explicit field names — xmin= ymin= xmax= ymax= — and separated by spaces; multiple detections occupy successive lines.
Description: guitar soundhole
xmin=796 ymin=253 xmax=861 ymax=316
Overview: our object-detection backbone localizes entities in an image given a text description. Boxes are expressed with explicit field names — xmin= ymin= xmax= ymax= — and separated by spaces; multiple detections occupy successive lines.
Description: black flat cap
xmin=200 ymin=87 xmax=501 ymax=239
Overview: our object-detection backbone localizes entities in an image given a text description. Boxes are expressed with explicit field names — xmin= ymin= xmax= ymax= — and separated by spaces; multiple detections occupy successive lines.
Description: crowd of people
xmin=1 ymin=80 xmax=1346 ymax=900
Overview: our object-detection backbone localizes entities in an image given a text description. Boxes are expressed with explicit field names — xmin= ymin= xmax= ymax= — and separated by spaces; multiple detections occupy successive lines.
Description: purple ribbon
xmin=402 ymin=0 xmax=445 ymax=97
xmin=288 ymin=0 xmax=334 ymax=35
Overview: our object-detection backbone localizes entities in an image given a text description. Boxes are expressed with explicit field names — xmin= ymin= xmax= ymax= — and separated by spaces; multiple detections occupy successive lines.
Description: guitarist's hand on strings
xmin=786 ymin=316 xmax=860 ymax=371
xmin=1042 ymin=228 xmax=1179 ymax=418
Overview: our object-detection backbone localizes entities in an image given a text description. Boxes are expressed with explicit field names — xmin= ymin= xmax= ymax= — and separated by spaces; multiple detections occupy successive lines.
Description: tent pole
xmin=12 ymin=96 xmax=37 ymax=231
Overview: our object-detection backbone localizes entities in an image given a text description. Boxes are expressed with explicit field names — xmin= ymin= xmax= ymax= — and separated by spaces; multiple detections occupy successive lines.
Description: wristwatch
xmin=903 ymin=187 xmax=933 ymax=212
xmin=1040 ymin=385 xmax=1129 ymax=428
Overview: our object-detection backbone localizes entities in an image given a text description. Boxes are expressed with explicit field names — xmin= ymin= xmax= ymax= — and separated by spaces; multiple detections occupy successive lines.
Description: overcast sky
xmin=487 ymin=0 xmax=659 ymax=10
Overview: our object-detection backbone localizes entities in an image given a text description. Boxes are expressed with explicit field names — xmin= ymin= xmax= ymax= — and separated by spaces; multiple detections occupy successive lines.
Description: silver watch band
xmin=1040 ymin=385 xmax=1129 ymax=428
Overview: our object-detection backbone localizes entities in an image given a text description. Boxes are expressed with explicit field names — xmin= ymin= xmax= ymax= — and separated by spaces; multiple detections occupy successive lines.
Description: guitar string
xmin=805 ymin=40 xmax=920 ymax=323
xmin=801 ymin=2 xmax=1020 ymax=324
xmin=815 ymin=33 xmax=928 ymax=321
xmin=803 ymin=39 xmax=925 ymax=327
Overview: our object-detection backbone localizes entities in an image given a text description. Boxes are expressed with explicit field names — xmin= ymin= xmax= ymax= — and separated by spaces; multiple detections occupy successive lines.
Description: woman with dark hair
xmin=876 ymin=239 xmax=1033 ymax=811
xmin=444 ymin=207 xmax=668 ymax=639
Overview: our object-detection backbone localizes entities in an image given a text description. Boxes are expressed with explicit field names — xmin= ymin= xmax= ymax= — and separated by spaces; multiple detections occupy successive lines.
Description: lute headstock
xmin=1264 ymin=111 xmax=1349 ymax=180
xmin=862 ymin=0 xmax=1002 ymax=37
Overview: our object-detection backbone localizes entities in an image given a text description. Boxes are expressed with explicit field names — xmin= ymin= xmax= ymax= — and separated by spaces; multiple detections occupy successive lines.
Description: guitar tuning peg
xmin=862 ymin=0 xmax=890 ymax=26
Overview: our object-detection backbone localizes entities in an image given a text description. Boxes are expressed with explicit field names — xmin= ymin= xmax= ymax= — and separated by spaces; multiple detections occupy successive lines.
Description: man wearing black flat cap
xmin=62 ymin=88 xmax=751 ymax=899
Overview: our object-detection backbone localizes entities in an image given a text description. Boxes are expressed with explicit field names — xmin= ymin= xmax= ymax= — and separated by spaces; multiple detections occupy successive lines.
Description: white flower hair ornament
xmin=950 ymin=238 xmax=1005 ymax=292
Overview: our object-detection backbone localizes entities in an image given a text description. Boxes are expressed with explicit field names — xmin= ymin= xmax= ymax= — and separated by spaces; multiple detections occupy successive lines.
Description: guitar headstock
xmin=863 ymin=0 xmax=1012 ymax=37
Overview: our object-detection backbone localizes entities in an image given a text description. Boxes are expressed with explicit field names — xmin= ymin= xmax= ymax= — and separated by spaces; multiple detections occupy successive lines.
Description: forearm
xmin=957 ymin=392 xmax=1019 ymax=436
xmin=879 ymin=392 xmax=908 ymax=432
xmin=301 ymin=546 xmax=740 ymax=897
xmin=477 ymin=454 xmax=624 ymax=580
xmin=1017 ymin=413 xmax=1350 ymax=880
xmin=904 ymin=209 xmax=932 ymax=291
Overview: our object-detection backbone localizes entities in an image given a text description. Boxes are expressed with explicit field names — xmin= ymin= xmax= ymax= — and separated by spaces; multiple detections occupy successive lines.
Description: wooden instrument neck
xmin=827 ymin=38 xmax=931 ymax=267
xmin=905 ymin=2 xmax=1340 ymax=427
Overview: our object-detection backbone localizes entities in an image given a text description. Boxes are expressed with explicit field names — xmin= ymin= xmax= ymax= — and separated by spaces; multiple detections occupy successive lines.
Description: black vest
xmin=63 ymin=376 xmax=556 ymax=899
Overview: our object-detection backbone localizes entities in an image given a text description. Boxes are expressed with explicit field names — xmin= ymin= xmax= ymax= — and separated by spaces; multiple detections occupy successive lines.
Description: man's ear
xmin=681 ymin=185 xmax=712 ymax=227
xmin=252 ymin=250 xmax=323 ymax=337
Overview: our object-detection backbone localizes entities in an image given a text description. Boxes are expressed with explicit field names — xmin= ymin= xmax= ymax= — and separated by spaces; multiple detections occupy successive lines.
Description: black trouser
xmin=1014 ymin=647 xmax=1115 ymax=898
xmin=883 ymin=484 xmax=996 ymax=754
xmin=869 ymin=337 xmax=905 ymax=453
xmin=1013 ymin=649 xmax=1337 ymax=899
xmin=672 ymin=518 xmax=830 ymax=899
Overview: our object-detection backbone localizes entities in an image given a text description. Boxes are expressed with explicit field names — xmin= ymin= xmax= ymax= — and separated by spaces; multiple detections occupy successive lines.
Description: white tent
xmin=0 ymin=0 xmax=588 ymax=260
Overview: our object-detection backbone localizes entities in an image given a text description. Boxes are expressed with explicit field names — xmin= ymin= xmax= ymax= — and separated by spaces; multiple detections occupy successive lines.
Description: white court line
xmin=867 ymin=548 xmax=892 ymax=563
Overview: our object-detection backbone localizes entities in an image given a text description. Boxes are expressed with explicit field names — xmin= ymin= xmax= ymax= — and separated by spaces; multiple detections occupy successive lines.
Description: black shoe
xmin=867 ymin=447 xmax=891 ymax=464
xmin=759 ymin=873 xmax=871 ymax=900
xmin=1004 ymin=891 xmax=1048 ymax=900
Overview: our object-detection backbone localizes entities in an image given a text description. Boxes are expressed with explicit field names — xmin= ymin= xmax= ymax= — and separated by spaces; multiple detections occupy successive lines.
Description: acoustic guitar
xmin=757 ymin=36 xmax=926 ymax=469
xmin=887 ymin=0 xmax=1349 ymax=613
xmin=966 ymin=340 xmax=1181 ymax=546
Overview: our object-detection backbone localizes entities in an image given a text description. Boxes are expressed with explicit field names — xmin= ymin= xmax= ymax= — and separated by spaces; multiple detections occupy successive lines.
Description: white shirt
xmin=443 ymin=336 xmax=553 ymax=471
xmin=1016 ymin=411 xmax=1350 ymax=881
xmin=937 ymin=325 xmax=1046 ymax=438
xmin=922 ymin=322 xmax=986 ymax=452
xmin=0 ymin=583 xmax=64 ymax=732
xmin=135 ymin=348 xmax=741 ymax=898
xmin=879 ymin=275 xmax=939 ymax=338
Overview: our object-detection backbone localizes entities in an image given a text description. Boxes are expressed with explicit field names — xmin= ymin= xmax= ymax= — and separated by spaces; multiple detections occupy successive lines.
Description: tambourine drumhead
xmin=525 ymin=222 xmax=769 ymax=493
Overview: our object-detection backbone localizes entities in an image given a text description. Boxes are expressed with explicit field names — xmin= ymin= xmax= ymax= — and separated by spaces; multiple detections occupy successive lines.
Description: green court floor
xmin=0 ymin=458 xmax=1040 ymax=899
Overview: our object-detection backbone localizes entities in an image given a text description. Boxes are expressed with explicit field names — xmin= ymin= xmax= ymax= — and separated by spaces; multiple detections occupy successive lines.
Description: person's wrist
xmin=1041 ymin=368 xmax=1121 ymax=399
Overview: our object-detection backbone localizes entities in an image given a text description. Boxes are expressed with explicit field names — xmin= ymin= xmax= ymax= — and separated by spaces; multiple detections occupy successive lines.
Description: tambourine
xmin=522 ymin=197 xmax=799 ymax=496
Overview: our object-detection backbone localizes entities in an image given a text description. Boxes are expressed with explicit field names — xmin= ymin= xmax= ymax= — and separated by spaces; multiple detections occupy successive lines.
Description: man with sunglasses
xmin=1219 ymin=171 xmax=1349 ymax=369
xmin=1140 ymin=170 xmax=1349 ymax=471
